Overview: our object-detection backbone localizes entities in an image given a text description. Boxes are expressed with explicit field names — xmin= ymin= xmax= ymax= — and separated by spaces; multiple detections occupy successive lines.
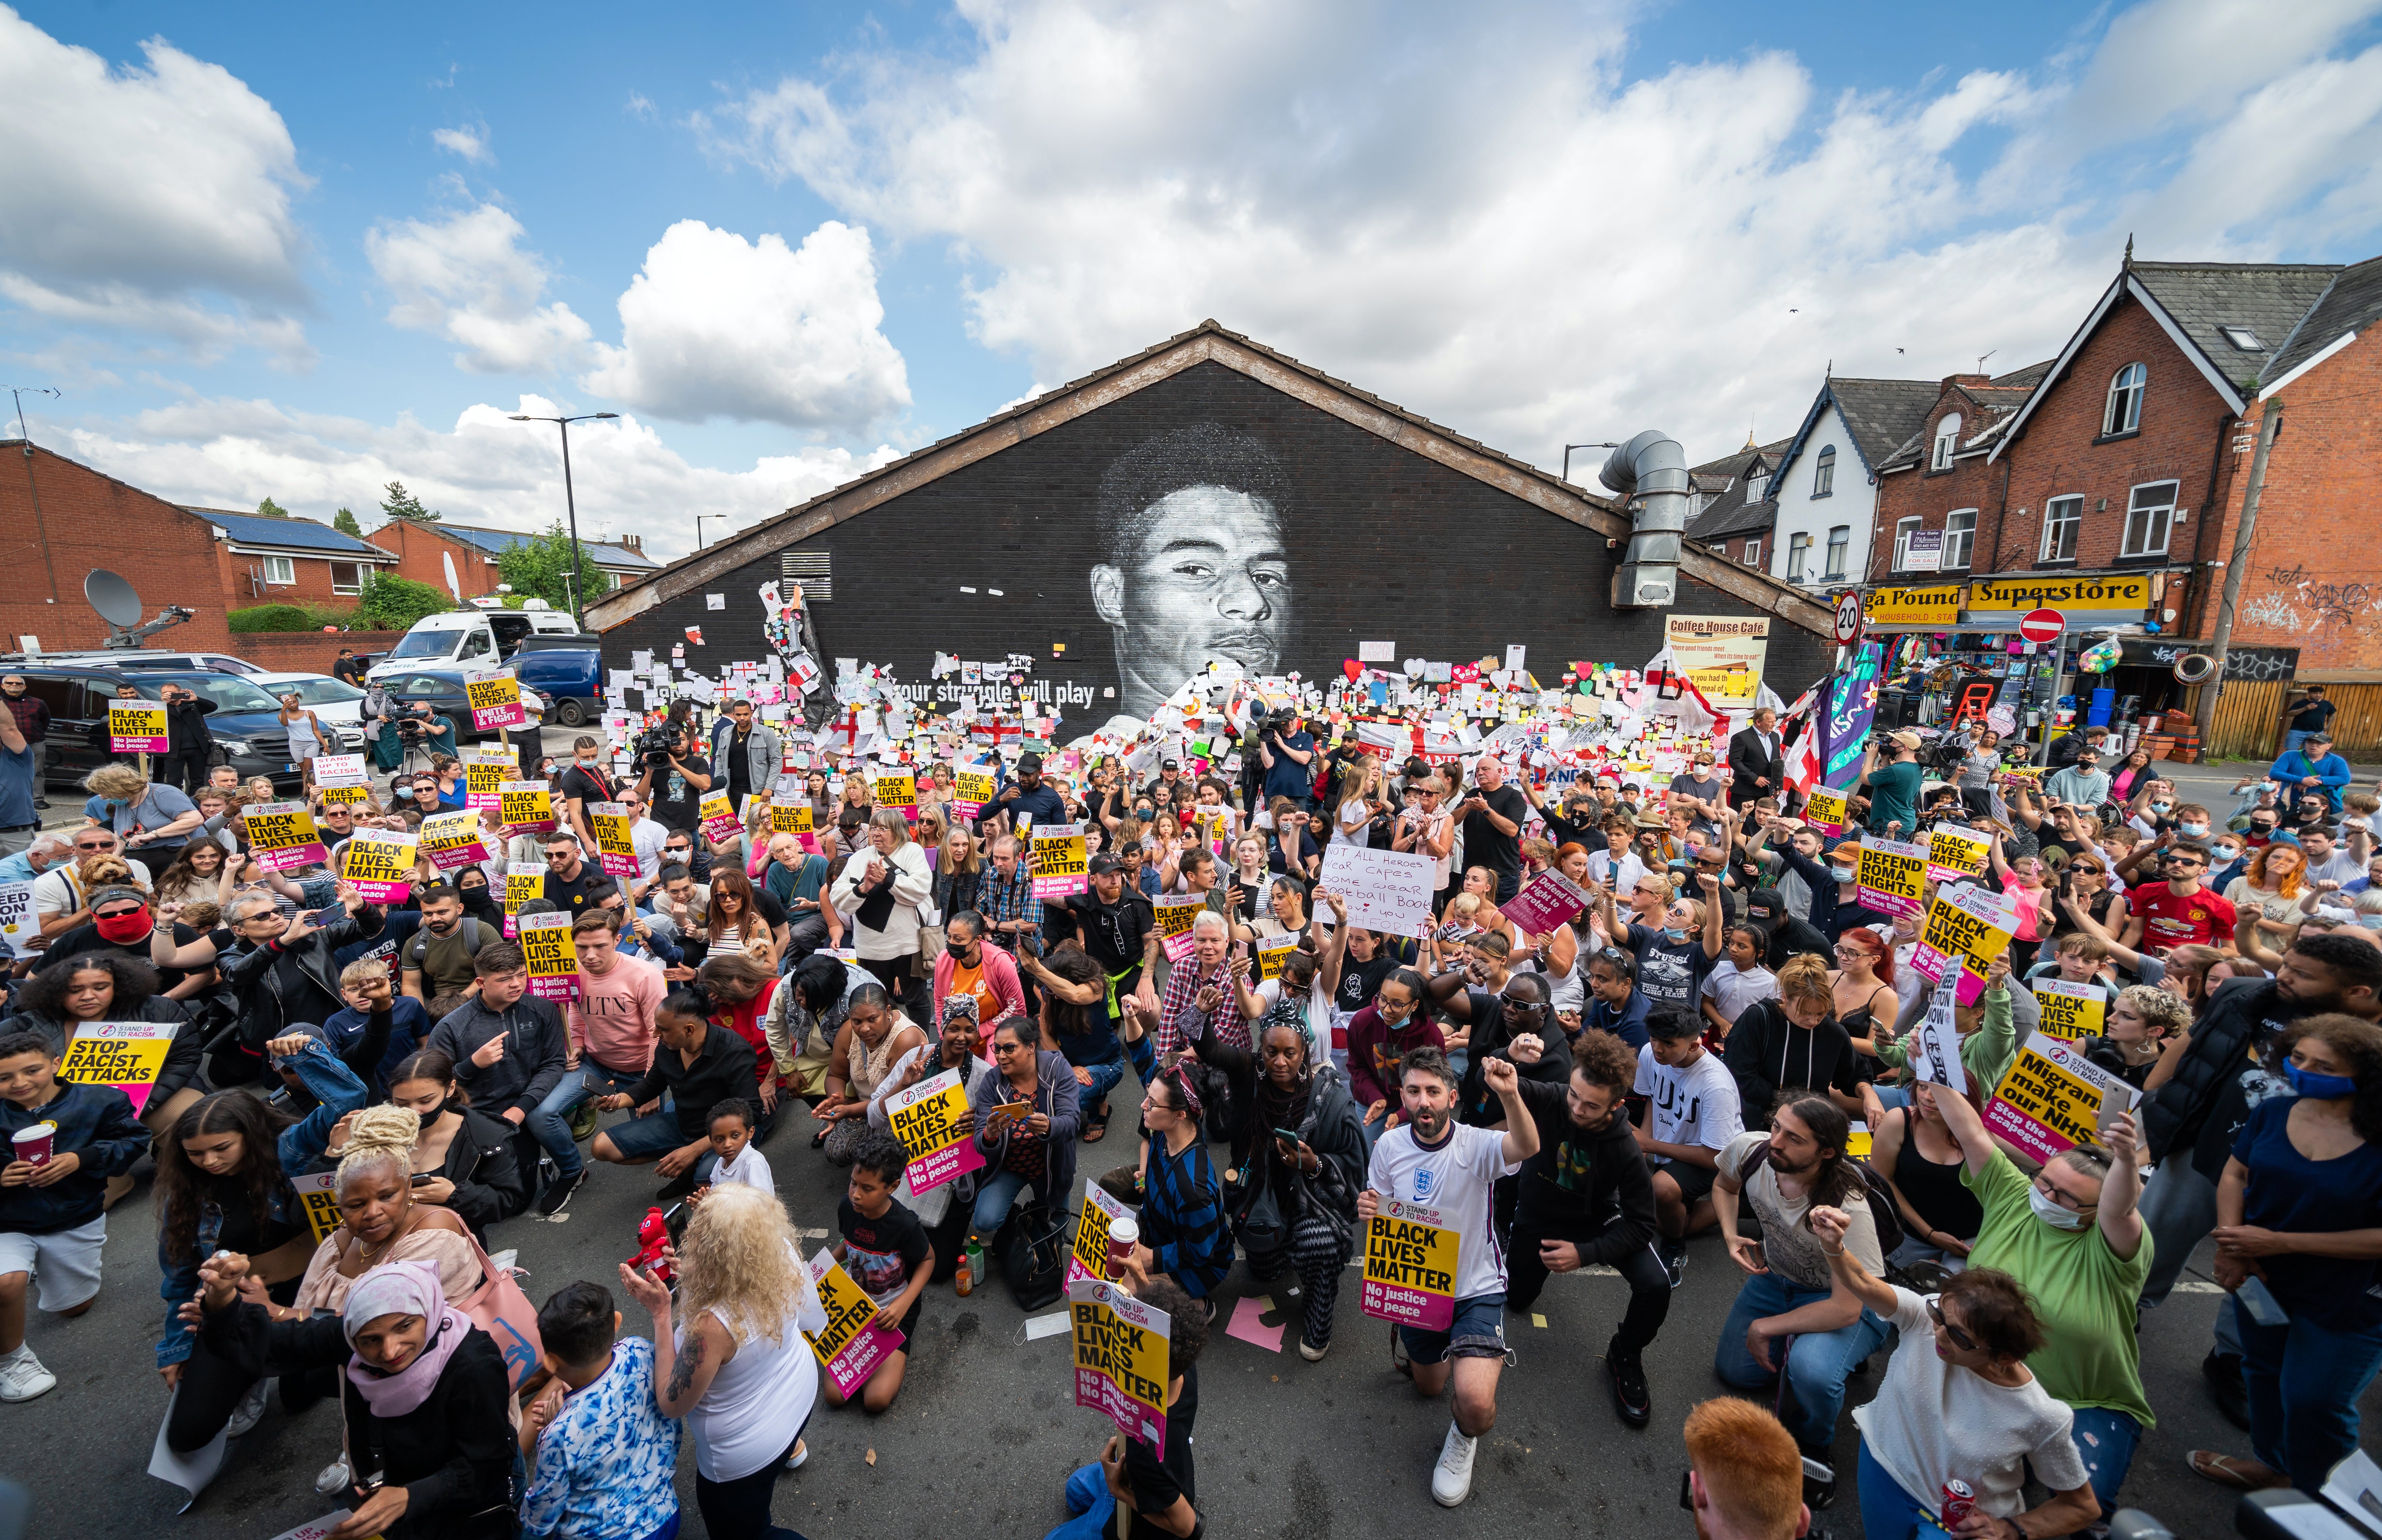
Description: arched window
xmin=2104 ymin=363 xmax=2146 ymax=435
xmin=1813 ymin=444 xmax=1836 ymax=497
xmin=1930 ymin=414 xmax=1961 ymax=472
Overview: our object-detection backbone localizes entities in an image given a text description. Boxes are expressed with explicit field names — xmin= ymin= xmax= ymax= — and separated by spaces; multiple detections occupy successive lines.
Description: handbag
xmin=450 ymin=1222 xmax=545 ymax=1390
xmin=992 ymin=1201 xmax=1070 ymax=1311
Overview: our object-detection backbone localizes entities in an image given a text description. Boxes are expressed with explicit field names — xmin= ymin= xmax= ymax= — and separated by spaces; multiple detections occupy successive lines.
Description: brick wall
xmin=366 ymin=520 xmax=503 ymax=600
xmin=0 ymin=445 xmax=237 ymax=652
xmin=601 ymin=360 xmax=1837 ymax=715
xmin=212 ymin=544 xmax=376 ymax=612
xmin=1868 ymin=387 xmax=2002 ymax=580
xmin=1987 ymin=291 xmax=2238 ymax=611
xmin=232 ymin=631 xmax=406 ymax=673
xmin=2207 ymin=331 xmax=2382 ymax=676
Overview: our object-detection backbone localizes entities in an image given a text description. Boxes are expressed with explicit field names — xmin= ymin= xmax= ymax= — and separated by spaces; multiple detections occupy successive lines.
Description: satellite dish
xmin=441 ymin=552 xmax=461 ymax=601
xmin=85 ymin=570 xmax=145 ymax=629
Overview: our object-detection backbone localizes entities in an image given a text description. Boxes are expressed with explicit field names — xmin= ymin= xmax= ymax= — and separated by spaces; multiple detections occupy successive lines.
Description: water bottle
xmin=959 ymin=1235 xmax=983 ymax=1297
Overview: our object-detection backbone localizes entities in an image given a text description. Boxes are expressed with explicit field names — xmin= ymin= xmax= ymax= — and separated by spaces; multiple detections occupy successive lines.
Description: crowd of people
xmin=2 ymin=683 xmax=2381 ymax=1539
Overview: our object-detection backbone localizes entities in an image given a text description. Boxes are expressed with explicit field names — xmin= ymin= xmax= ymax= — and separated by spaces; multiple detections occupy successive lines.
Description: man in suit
xmin=1726 ymin=707 xmax=1784 ymax=809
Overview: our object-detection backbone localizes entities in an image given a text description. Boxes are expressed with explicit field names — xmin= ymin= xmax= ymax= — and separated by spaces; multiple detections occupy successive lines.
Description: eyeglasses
xmin=92 ymin=906 xmax=144 ymax=921
xmin=2030 ymin=1173 xmax=2095 ymax=1212
xmin=1925 ymin=1297 xmax=1978 ymax=1353
xmin=73 ymin=839 xmax=116 ymax=851
xmin=545 ymin=849 xmax=574 ymax=861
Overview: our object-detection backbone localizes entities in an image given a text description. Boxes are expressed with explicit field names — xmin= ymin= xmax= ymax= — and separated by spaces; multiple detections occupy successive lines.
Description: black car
xmin=10 ymin=663 xmax=364 ymax=795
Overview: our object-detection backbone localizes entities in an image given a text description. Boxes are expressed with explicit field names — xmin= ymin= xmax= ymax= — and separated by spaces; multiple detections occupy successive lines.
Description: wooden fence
xmin=2204 ymin=680 xmax=2382 ymax=761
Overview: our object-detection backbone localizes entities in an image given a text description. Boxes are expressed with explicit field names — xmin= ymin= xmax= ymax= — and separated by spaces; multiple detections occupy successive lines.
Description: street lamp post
xmin=508 ymin=410 xmax=618 ymax=628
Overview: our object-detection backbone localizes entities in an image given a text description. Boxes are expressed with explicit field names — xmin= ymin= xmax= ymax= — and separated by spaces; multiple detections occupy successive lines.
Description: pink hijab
xmin=342 ymin=1259 xmax=472 ymax=1416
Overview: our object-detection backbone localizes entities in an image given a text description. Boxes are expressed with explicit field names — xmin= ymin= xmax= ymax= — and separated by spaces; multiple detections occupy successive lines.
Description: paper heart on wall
xmin=1342 ymin=660 xmax=1362 ymax=681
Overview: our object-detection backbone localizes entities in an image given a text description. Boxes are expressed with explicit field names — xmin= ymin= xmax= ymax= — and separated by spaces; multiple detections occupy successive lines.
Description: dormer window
xmin=1746 ymin=470 xmax=1768 ymax=501
xmin=1931 ymin=414 xmax=1961 ymax=471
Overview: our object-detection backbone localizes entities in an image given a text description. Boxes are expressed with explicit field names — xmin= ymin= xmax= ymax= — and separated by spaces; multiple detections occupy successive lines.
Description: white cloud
xmin=703 ymin=0 xmax=2382 ymax=466
xmin=582 ymin=219 xmax=910 ymax=431
xmin=366 ymin=203 xmax=596 ymax=376
xmin=62 ymin=393 xmax=896 ymax=564
xmin=0 ymin=7 xmax=312 ymax=363
xmin=432 ymin=125 xmax=493 ymax=164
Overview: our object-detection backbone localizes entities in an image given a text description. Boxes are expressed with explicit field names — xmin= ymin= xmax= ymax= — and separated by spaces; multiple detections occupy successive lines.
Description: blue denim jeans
xmin=972 ymin=1169 xmax=1032 ymax=1236
xmin=2239 ymin=1306 xmax=2382 ymax=1492
xmin=528 ymin=1063 xmax=646 ymax=1181
xmin=1713 ymin=1271 xmax=1891 ymax=1449
xmin=2068 ymin=1405 xmax=2140 ymax=1515
xmin=1857 ymin=1439 xmax=1954 ymax=1540
xmin=1075 ymin=1058 xmax=1125 ymax=1114
xmin=1041 ymin=1463 xmax=1116 ymax=1540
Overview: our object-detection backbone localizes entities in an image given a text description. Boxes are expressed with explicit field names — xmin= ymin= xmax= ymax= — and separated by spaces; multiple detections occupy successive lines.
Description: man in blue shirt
xmin=1257 ymin=709 xmax=1317 ymax=810
xmin=992 ymin=751 xmax=1070 ymax=835
xmin=2270 ymin=731 xmax=2354 ymax=814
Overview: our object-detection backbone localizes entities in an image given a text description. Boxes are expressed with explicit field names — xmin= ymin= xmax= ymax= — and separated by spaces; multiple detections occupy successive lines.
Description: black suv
xmin=9 ymin=662 xmax=364 ymax=795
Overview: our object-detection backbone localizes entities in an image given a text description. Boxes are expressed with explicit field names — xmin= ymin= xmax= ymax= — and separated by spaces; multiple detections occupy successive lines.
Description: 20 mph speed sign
xmin=1833 ymin=591 xmax=1865 ymax=645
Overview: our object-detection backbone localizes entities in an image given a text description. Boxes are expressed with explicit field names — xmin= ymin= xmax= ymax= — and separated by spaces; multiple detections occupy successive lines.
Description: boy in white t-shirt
xmin=1698 ymin=923 xmax=1778 ymax=1036
xmin=697 ymin=1098 xmax=774 ymax=1194
xmin=1632 ymin=1006 xmax=1744 ymax=1285
xmin=1361 ymin=1045 xmax=1538 ymax=1509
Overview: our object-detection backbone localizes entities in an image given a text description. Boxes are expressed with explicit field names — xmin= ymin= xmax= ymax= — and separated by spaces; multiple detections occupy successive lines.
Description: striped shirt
xmin=1144 ymin=1137 xmax=1232 ymax=1297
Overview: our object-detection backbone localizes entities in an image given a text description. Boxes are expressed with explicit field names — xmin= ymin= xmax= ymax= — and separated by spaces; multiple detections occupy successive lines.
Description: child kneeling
xmin=827 ymin=1129 xmax=933 ymax=1413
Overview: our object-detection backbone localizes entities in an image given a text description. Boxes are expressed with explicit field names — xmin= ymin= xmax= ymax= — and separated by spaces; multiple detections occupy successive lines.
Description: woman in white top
xmin=827 ymin=808 xmax=936 ymax=1002
xmin=277 ymin=691 xmax=332 ymax=785
xmin=1809 ymin=1204 xmax=2100 ymax=1540
xmin=624 ymin=1182 xmax=826 ymax=1540
xmin=1390 ymin=774 xmax=1457 ymax=894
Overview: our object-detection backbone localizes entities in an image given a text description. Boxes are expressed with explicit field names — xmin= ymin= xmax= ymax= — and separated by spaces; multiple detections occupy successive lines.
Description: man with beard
xmin=1361 ymin=1046 xmax=1538 ymax=1508
xmin=1503 ymin=1026 xmax=1667 ymax=1429
xmin=401 ymin=884 xmax=491 ymax=1001
xmin=1710 ymin=1095 xmax=1889 ymax=1475
xmin=1090 ymin=424 xmax=1295 ymax=727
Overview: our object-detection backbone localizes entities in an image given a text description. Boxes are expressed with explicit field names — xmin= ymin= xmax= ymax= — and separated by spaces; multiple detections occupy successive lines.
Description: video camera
xmin=634 ymin=722 xmax=688 ymax=768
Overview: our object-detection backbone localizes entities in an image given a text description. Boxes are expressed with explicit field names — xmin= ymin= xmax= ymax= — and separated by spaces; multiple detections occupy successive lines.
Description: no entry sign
xmin=2018 ymin=609 xmax=2065 ymax=645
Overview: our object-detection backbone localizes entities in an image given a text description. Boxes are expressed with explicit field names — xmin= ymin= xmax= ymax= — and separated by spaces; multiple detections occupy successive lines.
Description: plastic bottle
xmin=960 ymin=1235 xmax=984 ymax=1297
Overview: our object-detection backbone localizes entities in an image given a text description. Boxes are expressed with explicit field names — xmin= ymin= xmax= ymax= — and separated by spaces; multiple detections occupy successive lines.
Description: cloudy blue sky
xmin=6 ymin=0 xmax=2380 ymax=558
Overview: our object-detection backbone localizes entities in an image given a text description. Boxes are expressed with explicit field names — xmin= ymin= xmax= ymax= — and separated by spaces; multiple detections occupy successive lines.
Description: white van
xmin=367 ymin=604 xmax=582 ymax=679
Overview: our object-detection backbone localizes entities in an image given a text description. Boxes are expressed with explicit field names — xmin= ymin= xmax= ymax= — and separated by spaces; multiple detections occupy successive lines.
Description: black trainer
xmin=538 ymin=1167 xmax=587 ymax=1218
xmin=1659 ymin=1237 xmax=1687 ymax=1289
xmin=1606 ymin=1340 xmax=1651 ymax=1428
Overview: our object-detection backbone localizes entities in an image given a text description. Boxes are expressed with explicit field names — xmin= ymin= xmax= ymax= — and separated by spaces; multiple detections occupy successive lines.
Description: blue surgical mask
xmin=2180 ymin=822 xmax=2209 ymax=838
xmin=1831 ymin=864 xmax=1858 ymax=883
xmin=2151 ymin=802 xmax=2172 ymax=815
xmin=1663 ymin=926 xmax=1690 ymax=943
xmin=2288 ymin=1065 xmax=2360 ymax=1100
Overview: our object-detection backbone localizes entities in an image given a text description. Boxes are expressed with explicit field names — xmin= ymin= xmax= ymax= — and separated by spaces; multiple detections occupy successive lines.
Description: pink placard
xmin=110 ymin=730 xmax=169 ymax=753
xmin=347 ymin=876 xmax=411 ymax=904
xmin=1501 ymin=872 xmax=1591 ymax=934
xmin=599 ymin=851 xmax=641 ymax=878
xmin=819 ymin=1319 xmax=904 ymax=1398
xmin=256 ymin=839 xmax=329 ymax=874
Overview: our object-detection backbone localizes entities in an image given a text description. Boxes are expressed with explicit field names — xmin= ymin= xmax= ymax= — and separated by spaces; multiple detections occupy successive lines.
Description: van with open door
xmin=365 ymin=604 xmax=581 ymax=681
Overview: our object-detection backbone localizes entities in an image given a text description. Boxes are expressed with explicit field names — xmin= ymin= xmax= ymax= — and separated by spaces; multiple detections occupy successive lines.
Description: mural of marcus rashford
xmin=1089 ymin=423 xmax=1294 ymax=726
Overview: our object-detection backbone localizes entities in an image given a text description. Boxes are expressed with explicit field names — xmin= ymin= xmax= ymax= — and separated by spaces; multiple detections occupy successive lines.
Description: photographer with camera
xmin=1856 ymin=730 xmax=1924 ymax=840
xmin=1257 ymin=707 xmax=1317 ymax=813
xmin=630 ymin=702 xmax=711 ymax=837
xmin=386 ymin=695 xmax=456 ymax=768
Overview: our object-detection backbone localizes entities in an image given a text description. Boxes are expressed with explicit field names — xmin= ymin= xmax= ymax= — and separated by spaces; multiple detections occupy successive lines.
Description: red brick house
xmin=1865 ymin=364 xmax=2048 ymax=581
xmin=1 ymin=443 xmax=388 ymax=653
xmin=367 ymin=517 xmax=659 ymax=605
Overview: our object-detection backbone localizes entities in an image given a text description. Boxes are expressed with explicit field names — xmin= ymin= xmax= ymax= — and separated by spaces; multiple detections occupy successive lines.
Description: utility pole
xmin=2196 ymin=398 xmax=2283 ymax=745
xmin=7 ymin=386 xmax=62 ymax=604
xmin=508 ymin=410 xmax=618 ymax=629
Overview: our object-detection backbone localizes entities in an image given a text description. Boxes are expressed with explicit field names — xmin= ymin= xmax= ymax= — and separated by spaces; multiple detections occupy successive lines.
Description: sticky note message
xmin=108 ymin=702 xmax=168 ymax=754
xmin=805 ymin=1248 xmax=906 ymax=1401
xmin=1907 ymin=884 xmax=2020 ymax=1005
xmin=339 ymin=828 xmax=418 ymax=904
xmin=464 ymin=671 xmax=526 ymax=731
xmin=1854 ymin=838 xmax=1928 ymax=920
xmin=884 ymin=1067 xmax=985 ymax=1194
xmin=1360 ymin=1199 xmax=1457 ymax=1332
xmin=1069 ymin=1278 xmax=1171 ymax=1452
xmin=2032 ymin=978 xmax=2107 ymax=1041
xmin=1032 ymin=824 xmax=1088 ymax=900
xmin=243 ymin=801 xmax=328 ymax=873
xmin=518 ymin=911 xmax=579 ymax=1002
xmin=418 ymin=809 xmax=490 ymax=872
xmin=1983 ymin=1030 xmax=2142 ymax=1165
xmin=589 ymin=802 xmax=641 ymax=878
xmin=499 ymin=780 xmax=556 ymax=835
xmin=60 ymin=1021 xmax=177 ymax=1114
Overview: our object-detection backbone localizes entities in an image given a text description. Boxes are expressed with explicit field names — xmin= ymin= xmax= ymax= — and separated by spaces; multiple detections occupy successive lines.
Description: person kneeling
xmin=1043 ymin=1275 xmax=1208 ymax=1540
xmin=827 ymin=1130 xmax=933 ymax=1413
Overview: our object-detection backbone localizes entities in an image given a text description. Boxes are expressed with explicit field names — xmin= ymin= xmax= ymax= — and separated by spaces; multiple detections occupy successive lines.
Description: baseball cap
xmin=1088 ymin=853 xmax=1122 ymax=876
xmin=1887 ymin=730 xmax=1923 ymax=750
xmin=1829 ymin=841 xmax=1866 ymax=861
xmin=1160 ymin=758 xmax=1180 ymax=770
xmin=1018 ymin=751 xmax=1045 ymax=772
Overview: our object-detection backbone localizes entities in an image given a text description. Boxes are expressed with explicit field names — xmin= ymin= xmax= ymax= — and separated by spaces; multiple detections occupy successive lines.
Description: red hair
xmin=1838 ymin=926 xmax=1896 ymax=987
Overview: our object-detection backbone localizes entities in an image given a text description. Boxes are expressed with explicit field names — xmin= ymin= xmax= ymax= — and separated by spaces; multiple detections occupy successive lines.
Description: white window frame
xmin=1742 ymin=539 xmax=1762 ymax=569
xmin=2122 ymin=479 xmax=2180 ymax=558
xmin=1812 ymin=444 xmax=1835 ymax=498
xmin=1786 ymin=532 xmax=1811 ymax=582
xmin=1893 ymin=516 xmax=1923 ymax=571
xmin=1931 ymin=414 xmax=1961 ymax=471
xmin=2041 ymin=495 xmax=2083 ymax=563
xmin=1825 ymin=525 xmax=1851 ymax=580
xmin=2104 ymin=363 xmax=2146 ymax=435
xmin=261 ymin=555 xmax=295 ymax=586
xmin=1745 ymin=470 xmax=1768 ymax=502
xmin=329 ymin=561 xmax=364 ymax=596
xmin=1943 ymin=508 xmax=1977 ymax=570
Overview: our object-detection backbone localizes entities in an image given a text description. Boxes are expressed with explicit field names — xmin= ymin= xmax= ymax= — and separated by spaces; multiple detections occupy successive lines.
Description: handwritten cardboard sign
xmin=1314 ymin=842 xmax=1436 ymax=939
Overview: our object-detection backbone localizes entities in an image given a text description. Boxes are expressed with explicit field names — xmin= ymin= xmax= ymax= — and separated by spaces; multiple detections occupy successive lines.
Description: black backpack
xmin=992 ymin=1201 xmax=1070 ymax=1312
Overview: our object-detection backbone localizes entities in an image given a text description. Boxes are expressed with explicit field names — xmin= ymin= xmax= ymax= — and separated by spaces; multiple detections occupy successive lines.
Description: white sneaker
xmin=1431 ymin=1421 xmax=1478 ymax=1507
xmin=0 ymin=1348 xmax=56 ymax=1402
xmin=225 ymin=1378 xmax=270 ymax=1437
xmin=314 ymin=1455 xmax=352 ymax=1495
xmin=784 ymin=1439 xmax=809 ymax=1471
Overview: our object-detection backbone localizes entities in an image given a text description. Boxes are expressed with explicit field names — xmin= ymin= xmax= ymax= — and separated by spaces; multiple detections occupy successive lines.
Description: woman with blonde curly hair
xmin=82 ymin=760 xmax=204 ymax=863
xmin=621 ymin=1181 xmax=826 ymax=1540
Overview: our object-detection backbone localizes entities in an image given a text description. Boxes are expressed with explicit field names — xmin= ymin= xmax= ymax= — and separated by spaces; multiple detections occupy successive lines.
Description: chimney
xmin=1942 ymin=374 xmax=1991 ymax=390
xmin=621 ymin=534 xmax=642 ymax=552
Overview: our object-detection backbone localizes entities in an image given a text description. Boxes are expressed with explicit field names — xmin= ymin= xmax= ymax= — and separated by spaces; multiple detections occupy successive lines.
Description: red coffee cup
xmin=12 ymin=1122 xmax=56 ymax=1167
xmin=1105 ymin=1215 xmax=1140 ymax=1280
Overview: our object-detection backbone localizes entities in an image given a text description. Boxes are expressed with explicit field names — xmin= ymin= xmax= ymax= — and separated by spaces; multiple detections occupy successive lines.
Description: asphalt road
xmin=5 ymin=1074 xmax=2352 ymax=1540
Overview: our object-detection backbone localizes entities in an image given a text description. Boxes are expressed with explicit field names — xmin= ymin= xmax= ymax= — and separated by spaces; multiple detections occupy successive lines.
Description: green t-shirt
xmin=1962 ymin=1152 xmax=2155 ymax=1428
xmin=1866 ymin=759 xmax=1923 ymax=837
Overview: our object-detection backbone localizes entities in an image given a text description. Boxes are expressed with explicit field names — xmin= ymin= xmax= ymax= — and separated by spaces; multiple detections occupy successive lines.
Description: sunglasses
xmin=1926 ymin=1297 xmax=1977 ymax=1353
xmin=92 ymin=906 xmax=145 ymax=921
xmin=73 ymin=841 xmax=116 ymax=851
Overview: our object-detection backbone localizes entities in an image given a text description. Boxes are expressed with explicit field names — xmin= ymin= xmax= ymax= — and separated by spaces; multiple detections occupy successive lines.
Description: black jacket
xmin=1509 ymin=1076 xmax=1659 ymax=1261
xmin=1723 ymin=998 xmax=1862 ymax=1129
xmin=163 ymin=695 xmax=216 ymax=753
xmin=201 ymin=1303 xmax=517 ymax=1539
xmin=301 ymin=1101 xmax=526 ymax=1243
xmin=625 ymin=1022 xmax=760 ymax=1142
xmin=1728 ymin=726 xmax=1785 ymax=800
xmin=220 ymin=909 xmax=385 ymax=1049
xmin=2144 ymin=977 xmax=2294 ymax=1163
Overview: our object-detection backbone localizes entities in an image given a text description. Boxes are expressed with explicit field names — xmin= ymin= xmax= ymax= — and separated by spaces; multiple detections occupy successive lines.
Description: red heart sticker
xmin=1342 ymin=659 xmax=1362 ymax=681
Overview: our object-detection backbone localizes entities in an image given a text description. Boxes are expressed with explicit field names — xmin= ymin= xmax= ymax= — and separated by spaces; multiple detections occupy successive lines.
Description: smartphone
xmin=410 ymin=1172 xmax=436 ymax=1186
xmin=1272 ymin=1128 xmax=1303 ymax=1147
xmin=2238 ymin=1276 xmax=2292 ymax=1328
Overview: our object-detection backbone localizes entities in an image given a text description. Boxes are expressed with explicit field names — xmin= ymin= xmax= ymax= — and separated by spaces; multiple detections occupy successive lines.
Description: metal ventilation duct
xmin=1599 ymin=429 xmax=1689 ymax=608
